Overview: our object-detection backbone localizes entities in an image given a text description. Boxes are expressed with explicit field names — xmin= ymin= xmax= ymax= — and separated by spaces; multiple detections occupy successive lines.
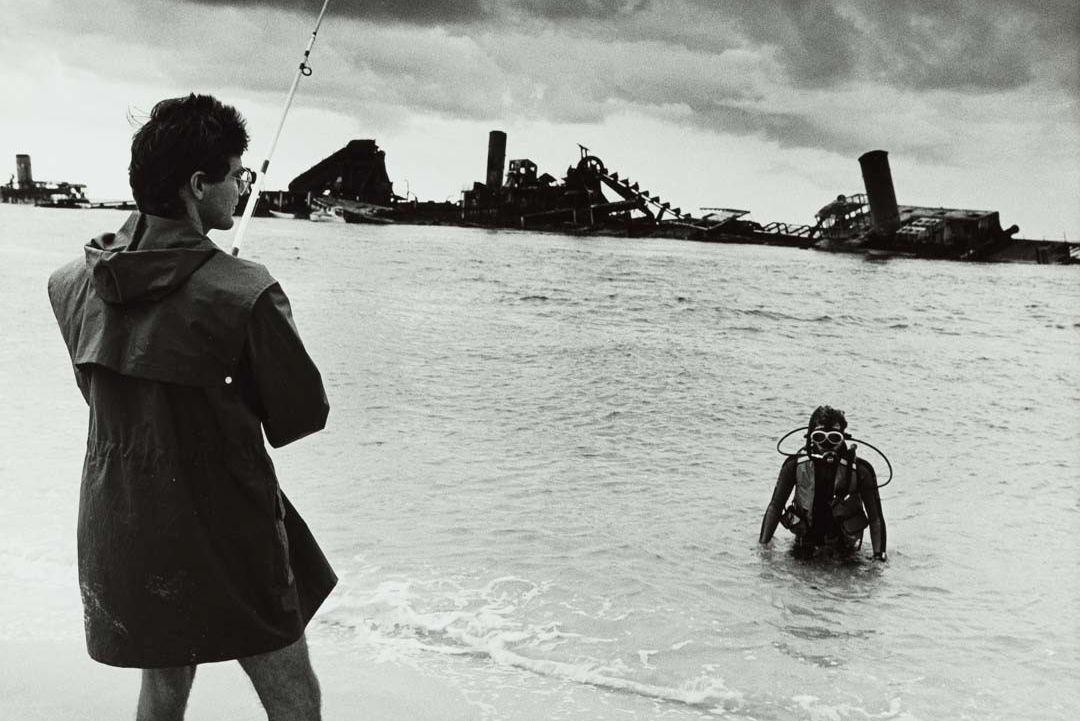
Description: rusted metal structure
xmin=459 ymin=132 xmax=816 ymax=247
xmin=486 ymin=131 xmax=506 ymax=192
xmin=858 ymin=150 xmax=901 ymax=236
xmin=461 ymin=136 xmax=691 ymax=230
xmin=807 ymin=149 xmax=1073 ymax=261
xmin=1 ymin=154 xmax=88 ymax=207
xmin=16 ymin=154 xmax=32 ymax=189
xmin=288 ymin=139 xmax=395 ymax=207
xmin=219 ymin=132 xmax=1075 ymax=264
xmin=814 ymin=194 xmax=870 ymax=241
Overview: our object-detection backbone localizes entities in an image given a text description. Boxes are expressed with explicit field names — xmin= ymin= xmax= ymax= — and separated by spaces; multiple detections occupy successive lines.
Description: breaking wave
xmin=322 ymin=574 xmax=743 ymax=713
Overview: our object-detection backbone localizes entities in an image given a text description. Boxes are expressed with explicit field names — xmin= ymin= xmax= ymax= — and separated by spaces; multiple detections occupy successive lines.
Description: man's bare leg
xmin=137 ymin=665 xmax=197 ymax=721
xmin=238 ymin=634 xmax=321 ymax=721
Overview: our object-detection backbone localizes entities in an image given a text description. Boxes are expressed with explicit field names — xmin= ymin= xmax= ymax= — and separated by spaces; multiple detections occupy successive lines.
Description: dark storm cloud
xmin=711 ymin=105 xmax=847 ymax=153
xmin=721 ymin=1 xmax=862 ymax=87
xmin=183 ymin=0 xmax=489 ymax=23
xmin=520 ymin=0 xmax=651 ymax=20
xmin=178 ymin=0 xmax=1078 ymax=96
xmin=717 ymin=0 xmax=1078 ymax=93
xmin=680 ymin=100 xmax=842 ymax=150
xmin=44 ymin=0 xmax=1073 ymax=166
xmin=866 ymin=2 xmax=1037 ymax=91
xmin=641 ymin=95 xmax=935 ymax=162
xmin=181 ymin=0 xmax=648 ymax=23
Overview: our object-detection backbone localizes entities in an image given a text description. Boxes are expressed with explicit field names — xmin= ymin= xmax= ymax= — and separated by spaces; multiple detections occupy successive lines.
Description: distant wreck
xmin=453 ymin=132 xmax=1075 ymax=263
xmin=813 ymin=150 xmax=1072 ymax=263
xmin=242 ymin=139 xmax=458 ymax=225
xmin=1 ymin=154 xmax=88 ymax=208
xmin=240 ymin=139 xmax=398 ymax=222
xmin=237 ymin=132 xmax=1075 ymax=265
xmin=461 ymin=131 xmax=816 ymax=249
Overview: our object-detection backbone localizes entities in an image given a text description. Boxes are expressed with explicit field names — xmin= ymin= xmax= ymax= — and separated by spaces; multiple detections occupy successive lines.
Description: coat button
xmin=225 ymin=376 xmax=233 ymax=384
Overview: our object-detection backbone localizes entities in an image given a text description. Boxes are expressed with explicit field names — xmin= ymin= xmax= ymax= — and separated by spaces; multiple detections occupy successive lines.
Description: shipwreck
xmin=812 ymin=150 xmax=1074 ymax=263
xmin=1 ymin=154 xmax=88 ymax=208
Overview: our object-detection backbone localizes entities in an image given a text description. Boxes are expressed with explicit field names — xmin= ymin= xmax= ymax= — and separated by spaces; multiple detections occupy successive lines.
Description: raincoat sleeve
xmin=245 ymin=284 xmax=330 ymax=448
xmin=759 ymin=457 xmax=796 ymax=543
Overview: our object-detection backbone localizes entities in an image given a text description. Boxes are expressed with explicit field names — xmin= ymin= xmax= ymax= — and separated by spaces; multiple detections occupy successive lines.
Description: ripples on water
xmin=4 ymin=209 xmax=1078 ymax=720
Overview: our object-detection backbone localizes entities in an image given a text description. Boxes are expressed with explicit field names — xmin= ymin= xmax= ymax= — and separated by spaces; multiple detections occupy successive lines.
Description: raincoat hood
xmin=49 ymin=212 xmax=277 ymax=387
xmin=85 ymin=212 xmax=217 ymax=304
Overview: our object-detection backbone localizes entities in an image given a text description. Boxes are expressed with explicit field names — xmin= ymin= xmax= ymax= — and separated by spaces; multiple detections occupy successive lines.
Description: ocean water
xmin=2 ymin=205 xmax=1078 ymax=720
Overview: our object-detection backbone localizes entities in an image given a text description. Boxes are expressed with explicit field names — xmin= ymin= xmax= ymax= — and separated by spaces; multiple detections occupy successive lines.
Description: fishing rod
xmin=231 ymin=0 xmax=332 ymax=257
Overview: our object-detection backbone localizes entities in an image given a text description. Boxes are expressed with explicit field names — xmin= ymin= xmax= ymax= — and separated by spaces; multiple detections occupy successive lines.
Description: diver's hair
xmin=129 ymin=94 xmax=248 ymax=218
xmin=808 ymin=405 xmax=847 ymax=431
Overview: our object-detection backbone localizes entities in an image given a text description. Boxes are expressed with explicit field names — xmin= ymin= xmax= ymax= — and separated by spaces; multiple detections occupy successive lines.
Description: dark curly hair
xmin=129 ymin=94 xmax=248 ymax=218
xmin=808 ymin=405 xmax=847 ymax=431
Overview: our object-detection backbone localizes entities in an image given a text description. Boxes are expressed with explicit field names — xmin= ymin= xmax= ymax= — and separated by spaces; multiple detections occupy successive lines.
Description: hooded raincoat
xmin=47 ymin=212 xmax=337 ymax=668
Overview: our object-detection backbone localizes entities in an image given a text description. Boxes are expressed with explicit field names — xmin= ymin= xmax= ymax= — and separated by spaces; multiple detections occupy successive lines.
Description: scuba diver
xmin=759 ymin=405 xmax=887 ymax=561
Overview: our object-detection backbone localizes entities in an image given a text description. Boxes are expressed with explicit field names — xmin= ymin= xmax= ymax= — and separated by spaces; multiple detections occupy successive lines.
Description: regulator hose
xmin=775 ymin=426 xmax=893 ymax=488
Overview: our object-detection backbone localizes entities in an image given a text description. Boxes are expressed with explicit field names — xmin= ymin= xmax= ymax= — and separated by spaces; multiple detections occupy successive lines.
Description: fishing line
xmin=775 ymin=426 xmax=893 ymax=488
xmin=231 ymin=0 xmax=333 ymax=257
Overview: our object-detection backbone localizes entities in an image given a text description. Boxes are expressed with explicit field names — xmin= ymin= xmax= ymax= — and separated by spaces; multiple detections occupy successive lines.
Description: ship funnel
xmin=858 ymin=149 xmax=900 ymax=235
xmin=15 ymin=154 xmax=33 ymax=189
xmin=486 ymin=130 xmax=506 ymax=190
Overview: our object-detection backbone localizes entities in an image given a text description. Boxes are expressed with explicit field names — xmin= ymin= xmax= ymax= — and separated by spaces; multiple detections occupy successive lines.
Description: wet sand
xmin=0 ymin=635 xmax=478 ymax=720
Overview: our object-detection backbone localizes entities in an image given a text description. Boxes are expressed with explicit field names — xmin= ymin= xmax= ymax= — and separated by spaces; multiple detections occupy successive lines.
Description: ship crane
xmin=575 ymin=153 xmax=692 ymax=222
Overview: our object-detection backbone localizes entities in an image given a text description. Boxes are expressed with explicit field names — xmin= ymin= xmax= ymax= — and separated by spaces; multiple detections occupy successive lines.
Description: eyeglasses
xmin=234 ymin=167 xmax=257 ymax=195
xmin=809 ymin=430 xmax=846 ymax=445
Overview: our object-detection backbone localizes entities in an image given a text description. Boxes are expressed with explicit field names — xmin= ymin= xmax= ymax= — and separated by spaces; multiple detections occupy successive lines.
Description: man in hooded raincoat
xmin=47 ymin=94 xmax=336 ymax=720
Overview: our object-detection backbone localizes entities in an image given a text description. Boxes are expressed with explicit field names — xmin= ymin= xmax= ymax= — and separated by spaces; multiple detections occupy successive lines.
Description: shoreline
xmin=0 ymin=634 xmax=480 ymax=721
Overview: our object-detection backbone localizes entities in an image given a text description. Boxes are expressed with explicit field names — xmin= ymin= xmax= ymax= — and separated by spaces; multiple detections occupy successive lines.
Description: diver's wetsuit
xmin=759 ymin=454 xmax=887 ymax=557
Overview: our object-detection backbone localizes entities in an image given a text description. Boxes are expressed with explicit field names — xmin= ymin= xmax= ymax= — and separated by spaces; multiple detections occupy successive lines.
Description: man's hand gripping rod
xmin=231 ymin=0 xmax=332 ymax=257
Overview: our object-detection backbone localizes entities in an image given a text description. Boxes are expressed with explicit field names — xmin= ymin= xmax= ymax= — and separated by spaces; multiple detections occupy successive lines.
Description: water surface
xmin=3 ymin=206 xmax=1077 ymax=719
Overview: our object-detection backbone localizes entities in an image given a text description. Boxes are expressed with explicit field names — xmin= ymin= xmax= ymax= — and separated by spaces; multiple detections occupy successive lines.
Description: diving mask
xmin=808 ymin=428 xmax=846 ymax=461
xmin=809 ymin=430 xmax=846 ymax=446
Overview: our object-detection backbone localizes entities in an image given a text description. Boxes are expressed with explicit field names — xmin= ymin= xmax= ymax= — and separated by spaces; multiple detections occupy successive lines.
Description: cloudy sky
xmin=2 ymin=0 xmax=1077 ymax=239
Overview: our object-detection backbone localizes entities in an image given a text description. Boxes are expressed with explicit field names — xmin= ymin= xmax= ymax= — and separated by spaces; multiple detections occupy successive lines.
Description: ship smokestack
xmin=486 ymin=130 xmax=506 ymax=191
xmin=859 ymin=149 xmax=900 ymax=236
xmin=15 ymin=154 xmax=33 ymax=189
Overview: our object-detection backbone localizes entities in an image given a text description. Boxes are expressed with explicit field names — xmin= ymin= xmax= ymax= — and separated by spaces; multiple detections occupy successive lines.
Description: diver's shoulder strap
xmin=833 ymin=447 xmax=858 ymax=499
xmin=793 ymin=453 xmax=816 ymax=523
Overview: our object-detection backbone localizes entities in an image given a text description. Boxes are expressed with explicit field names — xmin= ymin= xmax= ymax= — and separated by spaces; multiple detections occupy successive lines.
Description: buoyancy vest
xmin=792 ymin=449 xmax=860 ymax=530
